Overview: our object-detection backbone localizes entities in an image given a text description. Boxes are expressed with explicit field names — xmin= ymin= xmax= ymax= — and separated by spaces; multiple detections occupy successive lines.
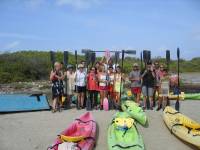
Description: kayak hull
xmin=163 ymin=106 xmax=200 ymax=149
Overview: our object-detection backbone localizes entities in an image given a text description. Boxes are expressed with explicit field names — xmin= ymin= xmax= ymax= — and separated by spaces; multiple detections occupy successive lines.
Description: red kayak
xmin=48 ymin=112 xmax=96 ymax=150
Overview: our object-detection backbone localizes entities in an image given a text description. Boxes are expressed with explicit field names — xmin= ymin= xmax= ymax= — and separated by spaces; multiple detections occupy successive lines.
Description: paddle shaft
xmin=175 ymin=48 xmax=180 ymax=111
xmin=119 ymin=50 xmax=125 ymax=99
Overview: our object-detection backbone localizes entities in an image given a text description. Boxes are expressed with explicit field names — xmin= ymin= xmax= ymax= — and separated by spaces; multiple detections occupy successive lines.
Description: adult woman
xmin=157 ymin=66 xmax=169 ymax=111
xmin=98 ymin=65 xmax=108 ymax=110
xmin=75 ymin=64 xmax=87 ymax=109
xmin=129 ymin=63 xmax=141 ymax=104
xmin=114 ymin=66 xmax=124 ymax=106
xmin=50 ymin=62 xmax=64 ymax=113
xmin=64 ymin=65 xmax=75 ymax=108
xmin=87 ymin=67 xmax=98 ymax=109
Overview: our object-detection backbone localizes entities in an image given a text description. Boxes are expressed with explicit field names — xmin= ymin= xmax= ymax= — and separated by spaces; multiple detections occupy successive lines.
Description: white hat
xmin=133 ymin=63 xmax=139 ymax=67
xmin=78 ymin=64 xmax=84 ymax=68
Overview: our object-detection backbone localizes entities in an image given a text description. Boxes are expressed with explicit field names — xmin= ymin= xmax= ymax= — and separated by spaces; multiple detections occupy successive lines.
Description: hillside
xmin=0 ymin=51 xmax=200 ymax=83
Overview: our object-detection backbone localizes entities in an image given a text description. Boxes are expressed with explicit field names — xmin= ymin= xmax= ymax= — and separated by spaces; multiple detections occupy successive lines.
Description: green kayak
xmin=184 ymin=93 xmax=200 ymax=100
xmin=108 ymin=112 xmax=145 ymax=150
xmin=121 ymin=101 xmax=147 ymax=126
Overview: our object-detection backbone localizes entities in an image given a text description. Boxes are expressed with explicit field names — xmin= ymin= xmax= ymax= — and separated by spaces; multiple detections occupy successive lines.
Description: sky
xmin=0 ymin=0 xmax=200 ymax=59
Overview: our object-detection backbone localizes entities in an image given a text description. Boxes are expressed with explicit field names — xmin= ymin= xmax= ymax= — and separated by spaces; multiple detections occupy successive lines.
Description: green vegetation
xmin=0 ymin=51 xmax=200 ymax=83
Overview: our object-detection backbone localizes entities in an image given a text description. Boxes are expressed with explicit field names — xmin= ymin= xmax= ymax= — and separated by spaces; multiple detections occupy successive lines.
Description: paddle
xmin=166 ymin=50 xmax=170 ymax=71
xmin=50 ymin=51 xmax=55 ymax=71
xmin=63 ymin=51 xmax=68 ymax=69
xmin=140 ymin=52 xmax=143 ymax=71
xmin=119 ymin=50 xmax=125 ymax=100
xmin=91 ymin=52 xmax=96 ymax=67
xmin=175 ymin=48 xmax=180 ymax=111
xmin=63 ymin=51 xmax=69 ymax=106
xmin=75 ymin=50 xmax=79 ymax=109
xmin=115 ymin=51 xmax=120 ymax=67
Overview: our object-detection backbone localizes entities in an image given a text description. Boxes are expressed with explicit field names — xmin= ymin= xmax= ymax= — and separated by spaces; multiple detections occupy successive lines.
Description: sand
xmin=0 ymin=100 xmax=199 ymax=150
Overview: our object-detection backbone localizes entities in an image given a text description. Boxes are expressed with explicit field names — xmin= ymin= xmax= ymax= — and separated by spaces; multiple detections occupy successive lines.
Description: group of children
xmin=50 ymin=57 xmax=170 ymax=112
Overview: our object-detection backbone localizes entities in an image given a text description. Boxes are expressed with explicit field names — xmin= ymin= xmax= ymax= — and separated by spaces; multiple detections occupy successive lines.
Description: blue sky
xmin=0 ymin=0 xmax=200 ymax=59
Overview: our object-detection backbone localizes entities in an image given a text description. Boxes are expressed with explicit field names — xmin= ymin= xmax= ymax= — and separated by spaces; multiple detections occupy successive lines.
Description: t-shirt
xmin=141 ymin=69 xmax=155 ymax=87
xmin=129 ymin=70 xmax=141 ymax=87
xmin=75 ymin=70 xmax=86 ymax=87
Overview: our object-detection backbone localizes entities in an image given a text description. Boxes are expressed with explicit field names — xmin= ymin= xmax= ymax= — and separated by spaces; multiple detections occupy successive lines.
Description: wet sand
xmin=0 ymin=100 xmax=199 ymax=150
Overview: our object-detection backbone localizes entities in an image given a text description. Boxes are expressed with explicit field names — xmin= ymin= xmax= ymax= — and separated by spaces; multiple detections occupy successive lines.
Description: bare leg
xmin=52 ymin=98 xmax=57 ymax=112
xmin=136 ymin=93 xmax=141 ymax=104
xmin=81 ymin=92 xmax=84 ymax=107
xmin=150 ymin=96 xmax=153 ymax=109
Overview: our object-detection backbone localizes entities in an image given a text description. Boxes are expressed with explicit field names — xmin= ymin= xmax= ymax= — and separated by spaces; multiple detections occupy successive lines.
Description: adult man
xmin=129 ymin=63 xmax=141 ymax=104
xmin=141 ymin=62 xmax=155 ymax=110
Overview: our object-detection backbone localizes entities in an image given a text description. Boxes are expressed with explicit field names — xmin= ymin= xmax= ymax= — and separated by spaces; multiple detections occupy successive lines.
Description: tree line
xmin=0 ymin=51 xmax=200 ymax=83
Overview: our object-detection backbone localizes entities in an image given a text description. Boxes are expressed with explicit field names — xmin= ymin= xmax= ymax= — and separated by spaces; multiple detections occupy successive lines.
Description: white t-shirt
xmin=75 ymin=70 xmax=86 ymax=87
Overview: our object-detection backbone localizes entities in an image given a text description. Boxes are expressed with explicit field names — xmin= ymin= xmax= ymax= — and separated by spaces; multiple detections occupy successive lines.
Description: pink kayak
xmin=48 ymin=112 xmax=96 ymax=150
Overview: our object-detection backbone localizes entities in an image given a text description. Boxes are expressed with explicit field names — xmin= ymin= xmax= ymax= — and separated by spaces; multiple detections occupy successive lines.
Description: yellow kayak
xmin=163 ymin=106 xmax=200 ymax=149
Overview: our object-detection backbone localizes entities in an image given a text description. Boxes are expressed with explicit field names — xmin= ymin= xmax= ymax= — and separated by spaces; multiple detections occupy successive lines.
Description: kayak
xmin=107 ymin=112 xmax=145 ymax=150
xmin=0 ymin=94 xmax=50 ymax=112
xmin=163 ymin=106 xmax=200 ymax=149
xmin=184 ymin=93 xmax=200 ymax=100
xmin=121 ymin=101 xmax=147 ymax=126
xmin=48 ymin=112 xmax=96 ymax=150
xmin=168 ymin=92 xmax=185 ymax=100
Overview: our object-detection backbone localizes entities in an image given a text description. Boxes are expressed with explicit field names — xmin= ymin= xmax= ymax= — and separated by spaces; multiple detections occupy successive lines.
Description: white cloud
xmin=56 ymin=0 xmax=101 ymax=10
xmin=25 ymin=0 xmax=45 ymax=9
xmin=4 ymin=41 xmax=20 ymax=49
xmin=0 ymin=32 xmax=46 ymax=40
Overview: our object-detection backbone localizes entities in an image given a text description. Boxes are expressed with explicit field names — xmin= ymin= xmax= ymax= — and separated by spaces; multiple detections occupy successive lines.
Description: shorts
xmin=131 ymin=87 xmax=141 ymax=94
xmin=142 ymin=86 xmax=154 ymax=97
xmin=77 ymin=86 xmax=86 ymax=93
xmin=99 ymin=86 xmax=108 ymax=91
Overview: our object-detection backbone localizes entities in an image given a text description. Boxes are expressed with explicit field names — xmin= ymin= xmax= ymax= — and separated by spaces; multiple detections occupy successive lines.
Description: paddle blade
xmin=177 ymin=48 xmax=180 ymax=59
xmin=124 ymin=50 xmax=136 ymax=55
xmin=63 ymin=51 xmax=68 ymax=67
xmin=50 ymin=51 xmax=55 ymax=69
xmin=85 ymin=51 xmax=91 ymax=66
xmin=143 ymin=50 xmax=148 ymax=62
xmin=147 ymin=51 xmax=151 ymax=62
xmin=166 ymin=50 xmax=170 ymax=62
xmin=115 ymin=52 xmax=120 ymax=63
xmin=91 ymin=52 xmax=96 ymax=65
xmin=175 ymin=100 xmax=180 ymax=111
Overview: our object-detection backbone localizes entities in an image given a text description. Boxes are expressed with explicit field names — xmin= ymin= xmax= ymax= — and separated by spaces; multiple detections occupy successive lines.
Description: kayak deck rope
xmin=170 ymin=123 xmax=200 ymax=136
xmin=165 ymin=111 xmax=180 ymax=115
xmin=75 ymin=119 xmax=96 ymax=124
xmin=112 ymin=144 xmax=143 ymax=149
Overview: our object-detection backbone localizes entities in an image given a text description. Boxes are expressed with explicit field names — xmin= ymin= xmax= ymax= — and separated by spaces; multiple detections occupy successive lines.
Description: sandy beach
xmin=0 ymin=100 xmax=199 ymax=150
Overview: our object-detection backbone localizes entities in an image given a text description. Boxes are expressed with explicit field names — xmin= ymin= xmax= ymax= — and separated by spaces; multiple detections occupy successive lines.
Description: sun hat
xmin=133 ymin=63 xmax=139 ymax=67
xmin=78 ymin=64 xmax=84 ymax=68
